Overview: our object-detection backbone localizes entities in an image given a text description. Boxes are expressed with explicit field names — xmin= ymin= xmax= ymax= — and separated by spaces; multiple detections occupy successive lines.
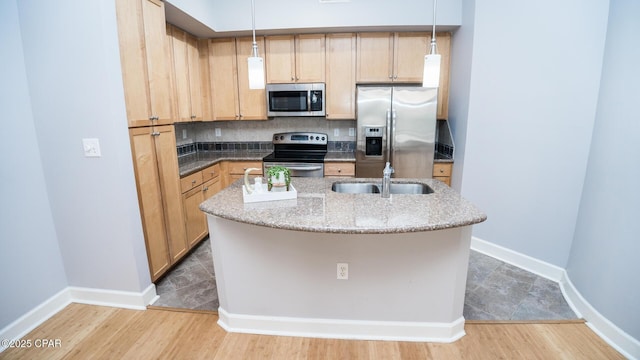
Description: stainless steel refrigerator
xmin=355 ymin=86 xmax=437 ymax=178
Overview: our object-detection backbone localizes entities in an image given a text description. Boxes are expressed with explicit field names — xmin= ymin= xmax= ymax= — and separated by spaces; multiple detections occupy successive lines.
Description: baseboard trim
xmin=0 ymin=288 xmax=71 ymax=352
xmin=0 ymin=284 xmax=157 ymax=353
xmin=69 ymin=284 xmax=157 ymax=310
xmin=470 ymin=236 xmax=565 ymax=282
xmin=217 ymin=307 xmax=466 ymax=343
xmin=560 ymin=274 xmax=640 ymax=360
xmin=472 ymin=236 xmax=639 ymax=360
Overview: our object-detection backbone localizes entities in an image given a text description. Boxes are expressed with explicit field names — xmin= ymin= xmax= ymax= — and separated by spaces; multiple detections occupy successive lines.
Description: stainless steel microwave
xmin=266 ymin=83 xmax=325 ymax=117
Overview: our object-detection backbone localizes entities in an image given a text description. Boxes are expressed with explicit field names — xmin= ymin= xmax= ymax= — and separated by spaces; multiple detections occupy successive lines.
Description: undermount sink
xmin=331 ymin=182 xmax=380 ymax=194
xmin=331 ymin=182 xmax=433 ymax=195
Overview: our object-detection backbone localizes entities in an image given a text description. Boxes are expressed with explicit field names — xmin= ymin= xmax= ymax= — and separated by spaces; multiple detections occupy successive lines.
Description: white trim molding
xmin=470 ymin=236 xmax=565 ymax=282
xmin=218 ymin=307 xmax=466 ymax=343
xmin=560 ymin=275 xmax=640 ymax=360
xmin=472 ymin=236 xmax=639 ymax=360
xmin=68 ymin=284 xmax=157 ymax=310
xmin=0 ymin=288 xmax=71 ymax=352
xmin=0 ymin=284 xmax=157 ymax=353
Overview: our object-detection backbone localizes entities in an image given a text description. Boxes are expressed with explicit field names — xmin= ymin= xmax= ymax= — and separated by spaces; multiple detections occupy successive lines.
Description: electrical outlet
xmin=182 ymin=129 xmax=187 ymax=139
xmin=215 ymin=128 xmax=222 ymax=137
xmin=334 ymin=128 xmax=340 ymax=137
xmin=348 ymin=127 xmax=355 ymax=137
xmin=337 ymin=263 xmax=348 ymax=280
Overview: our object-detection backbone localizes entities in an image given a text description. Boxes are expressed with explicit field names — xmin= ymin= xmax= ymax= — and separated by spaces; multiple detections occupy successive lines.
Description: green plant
xmin=266 ymin=166 xmax=291 ymax=191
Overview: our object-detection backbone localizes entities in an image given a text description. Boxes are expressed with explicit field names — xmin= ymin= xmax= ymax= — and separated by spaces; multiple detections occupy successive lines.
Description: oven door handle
xmin=267 ymin=165 xmax=323 ymax=171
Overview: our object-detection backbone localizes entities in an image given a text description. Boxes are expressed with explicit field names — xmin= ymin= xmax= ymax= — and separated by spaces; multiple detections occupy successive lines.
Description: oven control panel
xmin=272 ymin=132 xmax=328 ymax=145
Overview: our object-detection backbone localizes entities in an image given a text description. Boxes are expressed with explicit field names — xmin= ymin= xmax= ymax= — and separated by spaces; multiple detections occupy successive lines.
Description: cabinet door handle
xmin=203 ymin=186 xmax=209 ymax=191
xmin=337 ymin=169 xmax=342 ymax=173
xmin=151 ymin=131 xmax=160 ymax=136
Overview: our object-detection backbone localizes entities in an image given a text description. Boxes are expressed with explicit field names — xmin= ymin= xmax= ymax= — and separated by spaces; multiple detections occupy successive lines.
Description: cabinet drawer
xmin=180 ymin=171 xmax=203 ymax=193
xmin=324 ymin=162 xmax=355 ymax=177
xmin=202 ymin=163 xmax=221 ymax=182
xmin=433 ymin=163 xmax=452 ymax=177
xmin=226 ymin=161 xmax=263 ymax=175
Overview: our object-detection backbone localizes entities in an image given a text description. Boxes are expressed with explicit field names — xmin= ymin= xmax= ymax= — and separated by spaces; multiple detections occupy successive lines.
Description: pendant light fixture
xmin=422 ymin=0 xmax=441 ymax=88
xmin=247 ymin=0 xmax=265 ymax=89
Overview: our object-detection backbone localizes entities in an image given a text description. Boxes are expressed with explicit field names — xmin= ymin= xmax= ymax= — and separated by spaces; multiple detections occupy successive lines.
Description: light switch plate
xmin=334 ymin=128 xmax=340 ymax=137
xmin=215 ymin=128 xmax=222 ymax=137
xmin=349 ymin=128 xmax=355 ymax=137
xmin=82 ymin=138 xmax=101 ymax=157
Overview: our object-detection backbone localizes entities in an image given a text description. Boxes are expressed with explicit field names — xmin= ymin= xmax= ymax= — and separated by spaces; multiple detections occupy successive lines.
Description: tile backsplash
xmin=175 ymin=117 xmax=356 ymax=146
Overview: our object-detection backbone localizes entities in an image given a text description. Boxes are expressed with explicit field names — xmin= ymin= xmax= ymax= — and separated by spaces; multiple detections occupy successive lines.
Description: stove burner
xmin=263 ymin=132 xmax=328 ymax=163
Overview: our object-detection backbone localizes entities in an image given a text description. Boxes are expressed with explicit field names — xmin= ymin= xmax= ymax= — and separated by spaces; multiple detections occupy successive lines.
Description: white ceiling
xmin=165 ymin=0 xmax=462 ymax=38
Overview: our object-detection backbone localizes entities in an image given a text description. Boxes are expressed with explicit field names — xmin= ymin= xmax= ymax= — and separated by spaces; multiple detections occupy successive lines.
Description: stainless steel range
xmin=263 ymin=132 xmax=328 ymax=177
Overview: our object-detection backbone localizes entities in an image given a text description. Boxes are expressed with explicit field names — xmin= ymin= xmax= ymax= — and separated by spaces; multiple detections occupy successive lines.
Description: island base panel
xmin=207 ymin=216 xmax=472 ymax=342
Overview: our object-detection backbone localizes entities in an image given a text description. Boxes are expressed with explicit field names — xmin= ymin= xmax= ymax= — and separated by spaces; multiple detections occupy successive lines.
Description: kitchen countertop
xmin=200 ymin=177 xmax=486 ymax=234
xmin=180 ymin=150 xmax=451 ymax=177
xmin=179 ymin=151 xmax=271 ymax=177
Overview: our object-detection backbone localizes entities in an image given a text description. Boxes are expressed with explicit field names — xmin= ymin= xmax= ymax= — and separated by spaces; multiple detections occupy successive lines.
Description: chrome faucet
xmin=381 ymin=162 xmax=394 ymax=198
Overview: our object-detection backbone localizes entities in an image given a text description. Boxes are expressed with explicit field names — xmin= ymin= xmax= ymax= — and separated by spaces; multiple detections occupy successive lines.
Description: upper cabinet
xmin=325 ymin=33 xmax=356 ymax=120
xmin=116 ymin=0 xmax=174 ymax=127
xmin=357 ymin=32 xmax=427 ymax=83
xmin=209 ymin=37 xmax=267 ymax=121
xmin=266 ymin=34 xmax=326 ymax=83
xmin=167 ymin=25 xmax=203 ymax=122
xmin=197 ymin=39 xmax=213 ymax=120
xmin=357 ymin=32 xmax=451 ymax=119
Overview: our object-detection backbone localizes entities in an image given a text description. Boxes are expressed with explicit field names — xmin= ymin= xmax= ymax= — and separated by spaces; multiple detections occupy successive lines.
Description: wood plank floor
xmin=1 ymin=303 xmax=624 ymax=359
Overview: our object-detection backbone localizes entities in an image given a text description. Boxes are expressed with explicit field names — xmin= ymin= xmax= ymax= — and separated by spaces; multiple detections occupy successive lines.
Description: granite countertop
xmin=180 ymin=150 xmax=451 ymax=177
xmin=200 ymin=177 xmax=486 ymax=234
xmin=179 ymin=151 xmax=272 ymax=177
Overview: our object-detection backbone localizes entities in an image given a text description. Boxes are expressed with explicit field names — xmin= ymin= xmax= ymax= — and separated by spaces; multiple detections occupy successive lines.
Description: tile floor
xmin=153 ymin=237 xmax=578 ymax=321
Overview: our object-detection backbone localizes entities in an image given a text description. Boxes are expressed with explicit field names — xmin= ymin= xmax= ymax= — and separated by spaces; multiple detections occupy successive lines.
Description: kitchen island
xmin=200 ymin=178 xmax=486 ymax=342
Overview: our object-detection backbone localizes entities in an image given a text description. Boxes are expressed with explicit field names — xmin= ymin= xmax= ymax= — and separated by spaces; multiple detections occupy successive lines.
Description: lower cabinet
xmin=129 ymin=125 xmax=188 ymax=281
xmin=433 ymin=162 xmax=453 ymax=186
xmin=181 ymin=163 xmax=222 ymax=249
xmin=222 ymin=161 xmax=263 ymax=187
xmin=324 ymin=162 xmax=355 ymax=177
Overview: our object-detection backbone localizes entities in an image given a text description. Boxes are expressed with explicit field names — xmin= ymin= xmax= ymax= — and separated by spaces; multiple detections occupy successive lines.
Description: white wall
xmin=567 ymin=0 xmax=640 ymax=341
xmin=457 ymin=0 xmax=609 ymax=267
xmin=0 ymin=0 xmax=68 ymax=329
xmin=15 ymin=0 xmax=151 ymax=292
xmin=448 ymin=0 xmax=475 ymax=190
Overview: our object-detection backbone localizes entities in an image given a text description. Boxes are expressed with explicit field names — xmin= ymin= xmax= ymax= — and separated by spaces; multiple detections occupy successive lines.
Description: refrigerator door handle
xmin=386 ymin=109 xmax=392 ymax=162
xmin=390 ymin=109 xmax=397 ymax=166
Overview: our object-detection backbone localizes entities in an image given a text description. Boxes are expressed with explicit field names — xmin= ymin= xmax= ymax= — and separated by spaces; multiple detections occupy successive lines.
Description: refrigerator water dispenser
xmin=364 ymin=127 xmax=384 ymax=157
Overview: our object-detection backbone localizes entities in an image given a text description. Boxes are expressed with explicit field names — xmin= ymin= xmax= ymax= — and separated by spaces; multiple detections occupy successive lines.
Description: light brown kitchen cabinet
xmin=324 ymin=162 xmax=355 ymax=177
xmin=129 ymin=125 xmax=188 ymax=281
xmin=265 ymin=34 xmax=326 ymax=83
xmin=433 ymin=162 xmax=453 ymax=186
xmin=209 ymin=37 xmax=267 ymax=121
xmin=167 ymin=25 xmax=203 ymax=122
xmin=356 ymin=32 xmax=427 ymax=83
xmin=116 ymin=0 xmax=174 ymax=127
xmin=325 ymin=34 xmax=356 ymax=120
xmin=198 ymin=39 xmax=214 ymax=120
xmin=182 ymin=185 xmax=207 ymax=248
xmin=180 ymin=163 xmax=221 ymax=249
xmin=357 ymin=32 xmax=451 ymax=119
xmin=222 ymin=161 xmax=263 ymax=187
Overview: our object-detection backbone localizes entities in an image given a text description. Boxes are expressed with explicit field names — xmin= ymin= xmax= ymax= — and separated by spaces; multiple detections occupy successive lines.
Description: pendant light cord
xmin=251 ymin=0 xmax=258 ymax=57
xmin=430 ymin=0 xmax=438 ymax=55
